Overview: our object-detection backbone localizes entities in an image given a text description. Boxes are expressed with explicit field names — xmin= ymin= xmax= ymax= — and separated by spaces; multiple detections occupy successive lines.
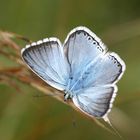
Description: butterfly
xmin=21 ymin=26 xmax=125 ymax=121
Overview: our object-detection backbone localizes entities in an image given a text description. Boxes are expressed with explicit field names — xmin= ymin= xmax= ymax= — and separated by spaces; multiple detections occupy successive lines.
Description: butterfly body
xmin=21 ymin=26 xmax=125 ymax=120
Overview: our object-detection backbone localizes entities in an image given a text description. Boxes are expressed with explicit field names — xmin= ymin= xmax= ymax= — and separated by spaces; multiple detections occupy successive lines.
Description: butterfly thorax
xmin=63 ymin=74 xmax=84 ymax=101
xmin=64 ymin=75 xmax=84 ymax=101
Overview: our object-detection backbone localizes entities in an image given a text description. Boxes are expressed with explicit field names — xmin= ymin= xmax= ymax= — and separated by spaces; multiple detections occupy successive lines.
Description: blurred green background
xmin=0 ymin=0 xmax=140 ymax=140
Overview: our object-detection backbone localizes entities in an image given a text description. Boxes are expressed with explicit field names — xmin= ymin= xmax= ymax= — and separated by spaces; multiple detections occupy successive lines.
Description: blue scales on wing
xmin=21 ymin=38 xmax=70 ymax=91
xmin=64 ymin=26 xmax=125 ymax=117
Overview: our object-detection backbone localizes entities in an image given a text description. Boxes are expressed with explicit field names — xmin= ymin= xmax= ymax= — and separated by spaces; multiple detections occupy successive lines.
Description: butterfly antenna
xmin=103 ymin=116 xmax=123 ymax=139
xmin=33 ymin=92 xmax=61 ymax=97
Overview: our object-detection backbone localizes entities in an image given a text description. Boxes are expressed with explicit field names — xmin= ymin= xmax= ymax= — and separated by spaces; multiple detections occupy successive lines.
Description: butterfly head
xmin=64 ymin=89 xmax=74 ymax=101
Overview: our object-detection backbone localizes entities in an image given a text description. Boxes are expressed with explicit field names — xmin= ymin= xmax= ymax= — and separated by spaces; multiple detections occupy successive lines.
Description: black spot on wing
xmin=68 ymin=30 xmax=104 ymax=52
xmin=108 ymin=54 xmax=123 ymax=82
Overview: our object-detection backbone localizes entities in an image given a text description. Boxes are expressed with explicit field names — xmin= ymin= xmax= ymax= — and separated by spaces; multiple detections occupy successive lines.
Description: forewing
xmin=63 ymin=26 xmax=107 ymax=89
xmin=63 ymin=26 xmax=125 ymax=91
xmin=21 ymin=38 xmax=70 ymax=90
xmin=72 ymin=85 xmax=117 ymax=118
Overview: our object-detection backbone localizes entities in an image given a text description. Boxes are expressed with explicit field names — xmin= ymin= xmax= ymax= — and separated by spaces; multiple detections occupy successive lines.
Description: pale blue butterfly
xmin=21 ymin=26 xmax=125 ymax=121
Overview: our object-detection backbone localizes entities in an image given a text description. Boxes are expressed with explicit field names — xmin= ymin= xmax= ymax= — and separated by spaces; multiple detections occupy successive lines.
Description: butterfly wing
xmin=72 ymin=52 xmax=125 ymax=118
xmin=21 ymin=38 xmax=70 ymax=90
xmin=64 ymin=26 xmax=125 ymax=118
xmin=72 ymin=85 xmax=117 ymax=118
xmin=64 ymin=26 xmax=125 ymax=91
xmin=64 ymin=26 xmax=107 ymax=68
xmin=80 ymin=52 xmax=126 ymax=88
xmin=63 ymin=26 xmax=107 ymax=90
